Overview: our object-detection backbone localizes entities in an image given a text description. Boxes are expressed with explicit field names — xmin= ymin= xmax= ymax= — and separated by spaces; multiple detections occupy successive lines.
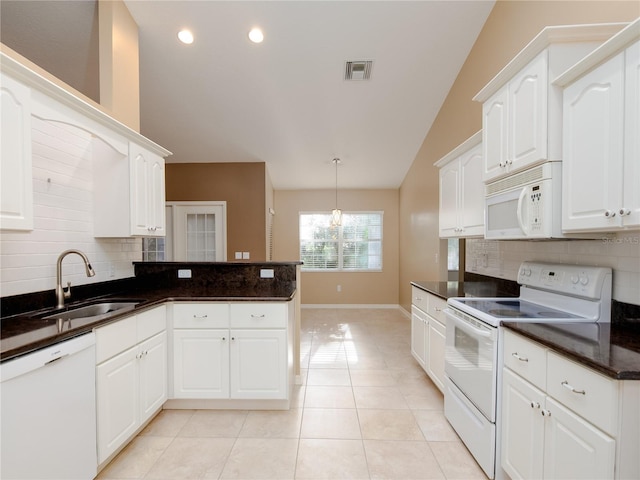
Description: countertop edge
xmin=502 ymin=322 xmax=640 ymax=381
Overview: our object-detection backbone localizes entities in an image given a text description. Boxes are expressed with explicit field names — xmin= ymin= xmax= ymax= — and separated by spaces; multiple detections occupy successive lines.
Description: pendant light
xmin=331 ymin=158 xmax=342 ymax=227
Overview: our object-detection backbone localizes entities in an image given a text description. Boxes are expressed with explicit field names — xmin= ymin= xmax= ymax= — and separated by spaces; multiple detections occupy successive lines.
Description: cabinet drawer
xmin=95 ymin=315 xmax=137 ymax=364
xmin=230 ymin=303 xmax=286 ymax=328
xmin=503 ymin=330 xmax=546 ymax=390
xmin=411 ymin=286 xmax=429 ymax=312
xmin=173 ymin=303 xmax=229 ymax=328
xmin=427 ymin=295 xmax=447 ymax=324
xmin=137 ymin=305 xmax=166 ymax=341
xmin=547 ymin=351 xmax=618 ymax=436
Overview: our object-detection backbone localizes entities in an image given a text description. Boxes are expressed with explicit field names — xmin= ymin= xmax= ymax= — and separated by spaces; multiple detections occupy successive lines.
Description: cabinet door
xmin=562 ymin=53 xmax=625 ymax=231
xmin=173 ymin=329 xmax=229 ymax=399
xmin=509 ymin=52 xmax=548 ymax=171
xmin=0 ymin=73 xmax=33 ymax=230
xmin=230 ymin=329 xmax=287 ymax=399
xmin=130 ymin=143 xmax=166 ymax=236
xmin=410 ymin=306 xmax=427 ymax=368
xmin=501 ymin=368 xmax=545 ymax=480
xmin=438 ymin=160 xmax=460 ymax=237
xmin=622 ymin=41 xmax=640 ymax=228
xmin=148 ymin=155 xmax=166 ymax=235
xmin=139 ymin=332 xmax=167 ymax=423
xmin=96 ymin=347 xmax=139 ymax=464
xmin=543 ymin=397 xmax=615 ymax=480
xmin=426 ymin=317 xmax=446 ymax=393
xmin=459 ymin=143 xmax=485 ymax=236
xmin=483 ymin=88 xmax=508 ymax=181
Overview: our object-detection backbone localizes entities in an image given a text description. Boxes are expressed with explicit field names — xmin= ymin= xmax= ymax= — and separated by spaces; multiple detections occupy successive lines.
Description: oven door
xmin=444 ymin=307 xmax=498 ymax=422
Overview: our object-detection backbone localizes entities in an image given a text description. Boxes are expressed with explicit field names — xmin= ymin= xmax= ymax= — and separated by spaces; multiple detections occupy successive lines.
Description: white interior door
xmin=172 ymin=203 xmax=226 ymax=261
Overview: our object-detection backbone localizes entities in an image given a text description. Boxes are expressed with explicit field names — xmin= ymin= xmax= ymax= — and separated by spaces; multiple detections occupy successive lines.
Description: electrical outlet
xmin=337 ymin=285 xmax=342 ymax=292
xmin=109 ymin=262 xmax=116 ymax=278
xmin=178 ymin=269 xmax=192 ymax=278
xmin=260 ymin=269 xmax=274 ymax=278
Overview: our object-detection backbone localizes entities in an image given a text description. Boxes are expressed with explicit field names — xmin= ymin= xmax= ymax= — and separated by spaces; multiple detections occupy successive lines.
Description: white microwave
xmin=485 ymin=162 xmax=564 ymax=239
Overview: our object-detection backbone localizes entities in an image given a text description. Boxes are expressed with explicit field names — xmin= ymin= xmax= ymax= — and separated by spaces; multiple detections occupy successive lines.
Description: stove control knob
xmin=570 ymin=275 xmax=579 ymax=284
xmin=521 ymin=267 xmax=531 ymax=277
xmin=579 ymin=276 xmax=589 ymax=286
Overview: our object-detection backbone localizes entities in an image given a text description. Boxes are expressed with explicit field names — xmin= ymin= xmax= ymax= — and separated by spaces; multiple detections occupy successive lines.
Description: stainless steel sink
xmin=42 ymin=301 xmax=141 ymax=321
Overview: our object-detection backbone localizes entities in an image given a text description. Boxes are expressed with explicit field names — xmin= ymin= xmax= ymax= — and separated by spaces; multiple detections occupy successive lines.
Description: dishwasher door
xmin=1 ymin=333 xmax=97 ymax=480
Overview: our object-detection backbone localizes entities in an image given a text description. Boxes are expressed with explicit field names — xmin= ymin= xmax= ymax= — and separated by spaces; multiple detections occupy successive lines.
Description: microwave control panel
xmin=527 ymin=184 xmax=543 ymax=232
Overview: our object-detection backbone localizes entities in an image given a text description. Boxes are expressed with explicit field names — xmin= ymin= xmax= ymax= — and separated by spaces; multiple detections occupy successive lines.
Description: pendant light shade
xmin=331 ymin=158 xmax=342 ymax=227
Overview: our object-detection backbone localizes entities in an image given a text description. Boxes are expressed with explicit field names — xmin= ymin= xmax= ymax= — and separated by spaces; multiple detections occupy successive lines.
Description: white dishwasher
xmin=1 ymin=332 xmax=97 ymax=480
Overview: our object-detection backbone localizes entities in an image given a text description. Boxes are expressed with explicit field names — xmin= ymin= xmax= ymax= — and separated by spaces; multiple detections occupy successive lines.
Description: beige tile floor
xmin=97 ymin=308 xmax=488 ymax=480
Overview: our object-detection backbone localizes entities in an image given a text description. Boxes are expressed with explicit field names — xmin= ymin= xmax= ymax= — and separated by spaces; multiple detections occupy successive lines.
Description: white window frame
xmin=299 ymin=211 xmax=383 ymax=272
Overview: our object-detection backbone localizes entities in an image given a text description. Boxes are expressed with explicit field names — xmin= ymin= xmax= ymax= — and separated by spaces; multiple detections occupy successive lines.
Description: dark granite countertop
xmin=503 ymin=322 xmax=640 ymax=380
xmin=1 ymin=262 xmax=300 ymax=363
xmin=411 ymin=278 xmax=519 ymax=300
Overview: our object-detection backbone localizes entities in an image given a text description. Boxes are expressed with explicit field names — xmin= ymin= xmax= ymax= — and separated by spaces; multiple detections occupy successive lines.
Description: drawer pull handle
xmin=193 ymin=314 xmax=208 ymax=319
xmin=511 ymin=352 xmax=528 ymax=362
xmin=561 ymin=381 xmax=585 ymax=395
xmin=434 ymin=307 xmax=443 ymax=312
xmin=251 ymin=314 xmax=266 ymax=318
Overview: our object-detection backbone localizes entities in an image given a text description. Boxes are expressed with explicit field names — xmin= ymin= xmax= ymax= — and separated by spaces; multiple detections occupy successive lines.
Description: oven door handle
xmin=445 ymin=309 xmax=494 ymax=338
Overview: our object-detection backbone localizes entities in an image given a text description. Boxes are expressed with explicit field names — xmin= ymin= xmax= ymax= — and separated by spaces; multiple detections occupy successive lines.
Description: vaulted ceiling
xmin=1 ymin=1 xmax=495 ymax=190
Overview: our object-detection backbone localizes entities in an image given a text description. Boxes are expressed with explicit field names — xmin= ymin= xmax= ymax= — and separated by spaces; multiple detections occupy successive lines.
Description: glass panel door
xmin=173 ymin=204 xmax=226 ymax=261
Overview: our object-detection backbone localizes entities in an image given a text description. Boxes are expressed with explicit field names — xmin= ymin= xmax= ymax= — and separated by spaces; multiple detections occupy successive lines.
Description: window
xmin=142 ymin=237 xmax=165 ymax=261
xmin=300 ymin=212 xmax=382 ymax=271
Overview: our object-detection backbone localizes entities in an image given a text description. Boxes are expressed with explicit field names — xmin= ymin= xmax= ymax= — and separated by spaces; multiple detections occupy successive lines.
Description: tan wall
xmin=398 ymin=0 xmax=639 ymax=312
xmin=99 ymin=0 xmax=140 ymax=131
xmin=273 ymin=189 xmax=399 ymax=305
xmin=165 ymin=163 xmax=267 ymax=262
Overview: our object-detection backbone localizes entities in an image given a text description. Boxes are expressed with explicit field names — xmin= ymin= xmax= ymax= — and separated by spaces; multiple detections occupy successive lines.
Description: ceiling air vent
xmin=344 ymin=60 xmax=373 ymax=81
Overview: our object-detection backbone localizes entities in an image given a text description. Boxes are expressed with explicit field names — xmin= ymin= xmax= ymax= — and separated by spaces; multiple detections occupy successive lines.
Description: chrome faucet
xmin=56 ymin=249 xmax=95 ymax=308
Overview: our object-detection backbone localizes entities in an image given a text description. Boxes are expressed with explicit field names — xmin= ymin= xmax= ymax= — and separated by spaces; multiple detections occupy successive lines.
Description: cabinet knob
xmin=222 ymin=337 xmax=226 ymax=341
xmin=619 ymin=208 xmax=631 ymax=216
xmin=541 ymin=409 xmax=551 ymax=417
xmin=530 ymin=401 xmax=540 ymax=409
xmin=511 ymin=352 xmax=529 ymax=362
xmin=604 ymin=210 xmax=616 ymax=218
xmin=561 ymin=380 xmax=585 ymax=395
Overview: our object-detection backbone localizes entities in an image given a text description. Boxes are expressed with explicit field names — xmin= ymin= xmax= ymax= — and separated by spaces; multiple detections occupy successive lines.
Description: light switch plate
xmin=242 ymin=252 xmax=250 ymax=259
xmin=235 ymin=252 xmax=242 ymax=260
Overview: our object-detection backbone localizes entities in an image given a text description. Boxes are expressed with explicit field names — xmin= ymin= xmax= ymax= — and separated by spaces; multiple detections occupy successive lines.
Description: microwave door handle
xmin=516 ymin=188 xmax=529 ymax=235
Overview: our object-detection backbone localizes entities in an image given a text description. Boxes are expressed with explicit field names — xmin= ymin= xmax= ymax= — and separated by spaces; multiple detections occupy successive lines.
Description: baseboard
xmin=301 ymin=304 xmax=401 ymax=309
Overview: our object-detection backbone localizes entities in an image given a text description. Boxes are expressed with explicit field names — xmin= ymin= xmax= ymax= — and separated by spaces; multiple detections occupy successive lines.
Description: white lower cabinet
xmin=172 ymin=302 xmax=291 ymax=403
xmin=501 ymin=329 xmax=636 ymax=480
xmin=95 ymin=306 xmax=167 ymax=465
xmin=173 ymin=329 xmax=229 ymax=398
xmin=410 ymin=286 xmax=446 ymax=392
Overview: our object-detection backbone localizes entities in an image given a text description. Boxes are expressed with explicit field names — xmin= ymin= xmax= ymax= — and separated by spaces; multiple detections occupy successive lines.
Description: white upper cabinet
xmin=435 ymin=131 xmax=484 ymax=238
xmin=556 ymin=20 xmax=640 ymax=232
xmin=1 ymin=49 xmax=171 ymax=238
xmin=474 ymin=23 xmax=626 ymax=183
xmin=129 ymin=142 xmax=166 ymax=236
xmin=0 ymin=72 xmax=33 ymax=230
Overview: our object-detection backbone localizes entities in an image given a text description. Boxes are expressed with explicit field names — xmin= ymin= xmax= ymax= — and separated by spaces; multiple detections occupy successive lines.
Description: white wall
xmin=467 ymin=234 xmax=640 ymax=305
xmin=0 ymin=117 xmax=141 ymax=298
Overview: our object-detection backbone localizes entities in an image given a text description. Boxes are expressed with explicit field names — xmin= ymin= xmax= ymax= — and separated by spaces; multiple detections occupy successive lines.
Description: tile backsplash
xmin=467 ymin=234 xmax=640 ymax=305
xmin=0 ymin=117 xmax=141 ymax=298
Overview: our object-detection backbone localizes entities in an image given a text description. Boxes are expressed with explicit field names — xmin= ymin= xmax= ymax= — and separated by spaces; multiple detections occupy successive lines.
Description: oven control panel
xmin=518 ymin=262 xmax=612 ymax=299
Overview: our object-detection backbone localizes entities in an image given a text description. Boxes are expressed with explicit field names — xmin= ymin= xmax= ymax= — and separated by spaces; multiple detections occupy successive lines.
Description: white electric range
xmin=443 ymin=261 xmax=612 ymax=480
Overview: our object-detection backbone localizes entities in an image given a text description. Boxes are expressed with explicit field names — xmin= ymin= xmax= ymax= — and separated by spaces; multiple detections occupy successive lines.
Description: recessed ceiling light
xmin=248 ymin=27 xmax=264 ymax=44
xmin=178 ymin=29 xmax=194 ymax=45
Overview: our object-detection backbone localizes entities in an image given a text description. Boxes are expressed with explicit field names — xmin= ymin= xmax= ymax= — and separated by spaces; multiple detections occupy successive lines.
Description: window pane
xmin=300 ymin=212 xmax=382 ymax=271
